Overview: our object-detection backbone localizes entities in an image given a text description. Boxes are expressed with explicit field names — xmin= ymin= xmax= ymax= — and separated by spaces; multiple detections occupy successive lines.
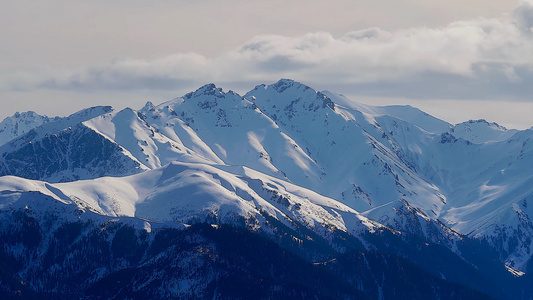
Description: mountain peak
xmin=0 ymin=111 xmax=61 ymax=146
xmin=246 ymin=79 xmax=336 ymax=114
xmin=271 ymin=78 xmax=303 ymax=93
xmin=468 ymin=119 xmax=489 ymax=124
xmin=141 ymin=101 xmax=155 ymax=112
xmin=449 ymin=119 xmax=518 ymax=143
xmin=184 ymin=83 xmax=225 ymax=99
xmin=249 ymin=79 xmax=307 ymax=94
xmin=5 ymin=110 xmax=49 ymax=122
xmin=463 ymin=119 xmax=508 ymax=131
xmin=67 ymin=106 xmax=113 ymax=120
xmin=12 ymin=110 xmax=38 ymax=118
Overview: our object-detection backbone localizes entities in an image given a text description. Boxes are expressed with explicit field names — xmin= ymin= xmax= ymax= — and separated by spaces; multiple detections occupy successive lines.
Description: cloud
xmin=514 ymin=0 xmax=533 ymax=33
xmin=34 ymin=53 xmax=210 ymax=91
xmin=4 ymin=1 xmax=533 ymax=101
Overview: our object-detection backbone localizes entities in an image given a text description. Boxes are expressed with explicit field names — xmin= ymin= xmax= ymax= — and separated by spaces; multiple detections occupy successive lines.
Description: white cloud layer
xmin=5 ymin=1 xmax=531 ymax=102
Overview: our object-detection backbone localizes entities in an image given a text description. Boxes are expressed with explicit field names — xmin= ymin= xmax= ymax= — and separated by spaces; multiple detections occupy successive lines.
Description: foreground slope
xmin=0 ymin=161 xmax=381 ymax=241
xmin=0 ymin=162 xmax=508 ymax=299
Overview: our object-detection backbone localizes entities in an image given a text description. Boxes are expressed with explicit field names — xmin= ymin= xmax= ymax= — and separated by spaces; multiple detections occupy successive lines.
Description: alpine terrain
xmin=1 ymin=79 xmax=532 ymax=299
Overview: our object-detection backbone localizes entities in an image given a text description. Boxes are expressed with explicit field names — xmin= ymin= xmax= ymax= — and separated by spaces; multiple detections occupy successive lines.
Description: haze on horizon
xmin=1 ymin=0 xmax=532 ymax=129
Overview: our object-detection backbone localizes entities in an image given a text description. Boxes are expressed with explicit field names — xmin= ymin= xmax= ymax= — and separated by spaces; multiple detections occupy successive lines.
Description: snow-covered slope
xmin=369 ymin=114 xmax=533 ymax=270
xmin=322 ymin=90 xmax=452 ymax=134
xmin=83 ymin=107 xmax=217 ymax=169
xmin=434 ymin=129 xmax=533 ymax=270
xmin=0 ymin=161 xmax=382 ymax=242
xmin=246 ymin=79 xmax=446 ymax=219
xmin=321 ymin=91 xmax=533 ymax=268
xmin=138 ymin=84 xmax=326 ymax=186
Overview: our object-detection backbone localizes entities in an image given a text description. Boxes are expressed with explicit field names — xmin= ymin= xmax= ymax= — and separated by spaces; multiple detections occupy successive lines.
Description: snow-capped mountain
xmin=0 ymin=106 xmax=146 ymax=182
xmin=0 ymin=111 xmax=59 ymax=146
xmin=1 ymin=79 xmax=533 ymax=299
xmin=451 ymin=119 xmax=518 ymax=144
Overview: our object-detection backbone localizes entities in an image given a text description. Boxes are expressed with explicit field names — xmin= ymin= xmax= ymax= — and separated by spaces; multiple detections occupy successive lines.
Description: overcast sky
xmin=1 ymin=0 xmax=532 ymax=129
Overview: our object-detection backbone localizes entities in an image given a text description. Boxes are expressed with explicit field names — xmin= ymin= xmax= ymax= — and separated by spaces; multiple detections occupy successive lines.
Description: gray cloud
xmin=3 ymin=1 xmax=533 ymax=102
xmin=36 ymin=53 xmax=209 ymax=91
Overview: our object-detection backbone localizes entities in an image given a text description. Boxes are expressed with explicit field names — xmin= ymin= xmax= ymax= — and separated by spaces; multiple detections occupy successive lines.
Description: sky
xmin=1 ymin=0 xmax=532 ymax=129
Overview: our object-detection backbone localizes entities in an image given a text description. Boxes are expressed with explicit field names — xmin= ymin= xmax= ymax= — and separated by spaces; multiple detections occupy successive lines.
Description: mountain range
xmin=1 ymin=79 xmax=532 ymax=299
